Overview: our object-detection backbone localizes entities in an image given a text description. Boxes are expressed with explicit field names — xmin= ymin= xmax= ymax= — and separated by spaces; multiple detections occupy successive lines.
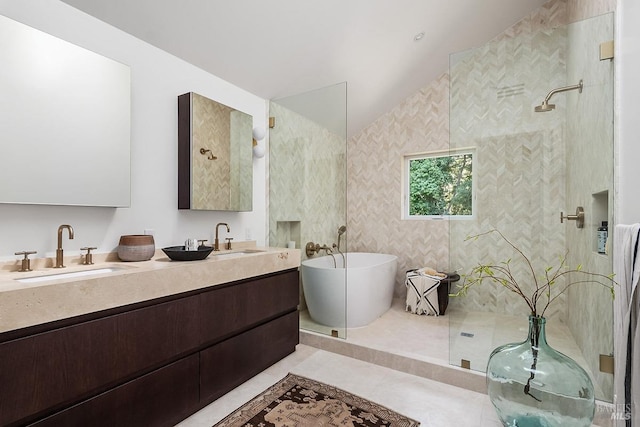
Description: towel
xmin=613 ymin=224 xmax=640 ymax=426
xmin=405 ymin=269 xmax=442 ymax=315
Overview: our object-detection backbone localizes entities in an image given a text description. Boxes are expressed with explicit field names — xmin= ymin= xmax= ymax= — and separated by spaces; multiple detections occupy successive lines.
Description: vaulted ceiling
xmin=61 ymin=0 xmax=549 ymax=137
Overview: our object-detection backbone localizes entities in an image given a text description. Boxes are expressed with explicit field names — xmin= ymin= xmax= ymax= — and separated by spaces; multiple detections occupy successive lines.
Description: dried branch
xmin=453 ymin=229 xmax=616 ymax=317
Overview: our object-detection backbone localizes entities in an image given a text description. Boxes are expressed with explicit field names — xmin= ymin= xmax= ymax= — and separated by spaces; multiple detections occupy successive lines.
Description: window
xmin=404 ymin=149 xmax=474 ymax=219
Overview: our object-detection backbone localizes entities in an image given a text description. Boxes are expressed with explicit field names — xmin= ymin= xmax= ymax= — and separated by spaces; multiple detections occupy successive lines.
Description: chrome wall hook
xmin=560 ymin=207 xmax=585 ymax=228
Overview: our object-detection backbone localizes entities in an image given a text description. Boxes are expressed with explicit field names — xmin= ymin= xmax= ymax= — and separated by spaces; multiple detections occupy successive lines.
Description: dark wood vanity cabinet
xmin=200 ymin=311 xmax=299 ymax=403
xmin=30 ymin=354 xmax=200 ymax=427
xmin=200 ymin=270 xmax=300 ymax=344
xmin=0 ymin=268 xmax=299 ymax=427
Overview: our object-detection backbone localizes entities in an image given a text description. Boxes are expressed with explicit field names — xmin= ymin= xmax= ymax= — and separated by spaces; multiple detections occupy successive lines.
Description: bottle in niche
xmin=597 ymin=221 xmax=608 ymax=254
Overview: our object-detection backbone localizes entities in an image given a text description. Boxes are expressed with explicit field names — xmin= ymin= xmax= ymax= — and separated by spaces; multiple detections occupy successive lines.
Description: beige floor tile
xmin=178 ymin=345 xmax=495 ymax=427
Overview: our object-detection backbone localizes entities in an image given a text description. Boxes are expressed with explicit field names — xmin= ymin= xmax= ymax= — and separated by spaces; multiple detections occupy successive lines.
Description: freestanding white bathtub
xmin=300 ymin=252 xmax=397 ymax=328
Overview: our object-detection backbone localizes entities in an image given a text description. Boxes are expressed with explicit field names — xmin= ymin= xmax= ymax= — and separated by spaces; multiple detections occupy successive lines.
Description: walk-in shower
xmin=450 ymin=11 xmax=613 ymax=404
xmin=269 ymin=5 xmax=614 ymax=410
xmin=534 ymin=79 xmax=584 ymax=112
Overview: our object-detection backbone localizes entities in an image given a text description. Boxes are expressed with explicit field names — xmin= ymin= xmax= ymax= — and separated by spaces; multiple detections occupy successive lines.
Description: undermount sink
xmin=213 ymin=250 xmax=265 ymax=258
xmin=15 ymin=266 xmax=126 ymax=283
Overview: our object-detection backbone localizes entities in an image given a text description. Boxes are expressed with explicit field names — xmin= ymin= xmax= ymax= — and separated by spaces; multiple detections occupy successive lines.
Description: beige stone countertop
xmin=0 ymin=244 xmax=300 ymax=334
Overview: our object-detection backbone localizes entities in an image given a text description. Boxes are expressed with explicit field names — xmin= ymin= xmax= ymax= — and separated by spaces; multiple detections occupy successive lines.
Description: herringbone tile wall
xmin=448 ymin=128 xmax=567 ymax=320
xmin=268 ymin=102 xmax=347 ymax=255
xmin=348 ymin=73 xmax=451 ymax=298
xmin=347 ymin=0 xmax=570 ymax=309
xmin=448 ymin=7 xmax=568 ymax=322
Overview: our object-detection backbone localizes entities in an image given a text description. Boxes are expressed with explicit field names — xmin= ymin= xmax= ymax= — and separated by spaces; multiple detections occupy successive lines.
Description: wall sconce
xmin=252 ymin=127 xmax=266 ymax=159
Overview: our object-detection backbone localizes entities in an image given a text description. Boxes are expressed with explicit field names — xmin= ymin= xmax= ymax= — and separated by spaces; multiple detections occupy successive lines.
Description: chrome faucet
xmin=55 ymin=224 xmax=74 ymax=268
xmin=214 ymin=223 xmax=230 ymax=251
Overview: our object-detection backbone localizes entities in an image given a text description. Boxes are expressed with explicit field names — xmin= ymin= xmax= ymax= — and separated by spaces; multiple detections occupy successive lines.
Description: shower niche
xmin=592 ymin=190 xmax=609 ymax=255
xmin=276 ymin=221 xmax=301 ymax=249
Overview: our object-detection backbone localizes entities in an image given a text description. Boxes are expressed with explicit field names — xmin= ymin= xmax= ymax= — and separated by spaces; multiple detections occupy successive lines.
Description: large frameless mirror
xmin=0 ymin=14 xmax=130 ymax=207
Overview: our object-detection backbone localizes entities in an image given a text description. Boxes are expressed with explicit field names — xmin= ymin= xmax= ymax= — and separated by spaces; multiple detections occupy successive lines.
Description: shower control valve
xmin=305 ymin=242 xmax=333 ymax=257
xmin=560 ymin=206 xmax=585 ymax=229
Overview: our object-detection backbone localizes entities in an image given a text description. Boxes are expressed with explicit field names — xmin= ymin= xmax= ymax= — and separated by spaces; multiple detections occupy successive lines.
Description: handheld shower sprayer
xmin=534 ymin=79 xmax=583 ymax=112
xmin=335 ymin=225 xmax=347 ymax=251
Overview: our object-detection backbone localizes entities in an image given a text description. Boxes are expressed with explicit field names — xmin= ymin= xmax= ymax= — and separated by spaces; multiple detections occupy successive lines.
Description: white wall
xmin=617 ymin=0 xmax=640 ymax=224
xmin=0 ymin=0 xmax=268 ymax=261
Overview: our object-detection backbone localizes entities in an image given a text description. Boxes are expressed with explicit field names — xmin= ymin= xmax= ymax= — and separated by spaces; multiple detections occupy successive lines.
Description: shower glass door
xmin=448 ymin=13 xmax=614 ymax=402
xmin=269 ymin=82 xmax=348 ymax=339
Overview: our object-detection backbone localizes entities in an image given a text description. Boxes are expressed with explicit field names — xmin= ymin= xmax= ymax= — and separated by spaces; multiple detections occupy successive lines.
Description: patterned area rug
xmin=214 ymin=373 xmax=420 ymax=426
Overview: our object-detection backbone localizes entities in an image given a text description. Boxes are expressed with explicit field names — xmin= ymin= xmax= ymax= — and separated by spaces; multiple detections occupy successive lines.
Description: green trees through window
xmin=407 ymin=152 xmax=473 ymax=217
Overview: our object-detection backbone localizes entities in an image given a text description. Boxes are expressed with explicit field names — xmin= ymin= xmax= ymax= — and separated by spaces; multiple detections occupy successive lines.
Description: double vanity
xmin=0 ymin=245 xmax=300 ymax=426
xmin=0 ymin=13 xmax=298 ymax=427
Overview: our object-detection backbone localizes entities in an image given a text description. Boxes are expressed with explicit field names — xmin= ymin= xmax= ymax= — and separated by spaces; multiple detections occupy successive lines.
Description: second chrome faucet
xmin=55 ymin=224 xmax=74 ymax=268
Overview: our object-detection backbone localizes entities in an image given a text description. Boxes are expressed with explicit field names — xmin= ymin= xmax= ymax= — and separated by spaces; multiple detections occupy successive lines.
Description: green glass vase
xmin=486 ymin=315 xmax=595 ymax=427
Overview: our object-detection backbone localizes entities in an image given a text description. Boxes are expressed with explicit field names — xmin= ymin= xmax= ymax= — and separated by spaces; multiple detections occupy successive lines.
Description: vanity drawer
xmin=199 ymin=269 xmax=299 ymax=344
xmin=0 ymin=295 xmax=200 ymax=426
xmin=30 ymin=354 xmax=199 ymax=427
xmin=200 ymin=310 xmax=299 ymax=403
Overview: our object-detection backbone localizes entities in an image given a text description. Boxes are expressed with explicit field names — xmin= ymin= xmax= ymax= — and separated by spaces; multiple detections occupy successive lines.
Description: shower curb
xmin=299 ymin=329 xmax=486 ymax=394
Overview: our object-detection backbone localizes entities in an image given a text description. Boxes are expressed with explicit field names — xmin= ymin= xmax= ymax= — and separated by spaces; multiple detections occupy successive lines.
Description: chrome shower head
xmin=534 ymin=79 xmax=583 ymax=113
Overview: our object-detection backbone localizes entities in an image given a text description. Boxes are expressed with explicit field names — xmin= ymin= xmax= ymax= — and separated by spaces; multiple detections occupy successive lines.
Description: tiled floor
xmin=176 ymin=344 xmax=502 ymax=427
xmin=448 ymin=309 xmax=599 ymax=389
xmin=301 ymin=297 xmax=592 ymax=377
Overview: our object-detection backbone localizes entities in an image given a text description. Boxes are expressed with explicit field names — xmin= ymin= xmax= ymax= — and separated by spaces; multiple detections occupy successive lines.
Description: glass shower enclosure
xmin=448 ymin=13 xmax=614 ymax=402
xmin=269 ymin=83 xmax=348 ymax=339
